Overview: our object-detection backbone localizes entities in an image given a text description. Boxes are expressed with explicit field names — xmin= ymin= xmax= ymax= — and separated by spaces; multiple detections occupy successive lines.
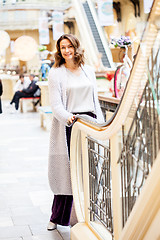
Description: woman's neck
xmin=65 ymin=61 xmax=82 ymax=75
xmin=64 ymin=61 xmax=79 ymax=71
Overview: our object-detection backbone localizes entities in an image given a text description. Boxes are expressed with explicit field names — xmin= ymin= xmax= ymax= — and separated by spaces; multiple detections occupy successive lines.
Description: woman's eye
xmin=60 ymin=45 xmax=73 ymax=50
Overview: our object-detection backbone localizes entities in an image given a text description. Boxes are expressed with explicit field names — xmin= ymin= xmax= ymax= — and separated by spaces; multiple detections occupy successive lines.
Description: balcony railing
xmin=0 ymin=0 xmax=71 ymax=10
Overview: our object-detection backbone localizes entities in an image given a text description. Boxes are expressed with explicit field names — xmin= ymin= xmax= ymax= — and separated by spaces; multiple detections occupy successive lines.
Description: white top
xmin=14 ymin=77 xmax=31 ymax=92
xmin=66 ymin=68 xmax=95 ymax=113
xmin=48 ymin=64 xmax=104 ymax=195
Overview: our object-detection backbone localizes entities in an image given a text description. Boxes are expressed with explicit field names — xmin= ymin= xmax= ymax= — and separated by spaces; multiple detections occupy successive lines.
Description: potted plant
xmin=111 ymin=36 xmax=133 ymax=62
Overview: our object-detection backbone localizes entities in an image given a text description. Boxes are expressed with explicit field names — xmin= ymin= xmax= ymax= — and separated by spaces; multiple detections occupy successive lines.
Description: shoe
xmin=47 ymin=221 xmax=57 ymax=231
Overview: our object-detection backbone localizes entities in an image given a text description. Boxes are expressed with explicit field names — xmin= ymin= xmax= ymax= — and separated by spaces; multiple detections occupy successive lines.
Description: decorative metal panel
xmin=87 ymin=136 xmax=113 ymax=236
xmin=118 ymin=42 xmax=160 ymax=227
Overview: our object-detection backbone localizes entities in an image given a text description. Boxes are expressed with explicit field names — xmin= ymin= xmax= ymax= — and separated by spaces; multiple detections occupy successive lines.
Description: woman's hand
xmin=67 ymin=115 xmax=76 ymax=125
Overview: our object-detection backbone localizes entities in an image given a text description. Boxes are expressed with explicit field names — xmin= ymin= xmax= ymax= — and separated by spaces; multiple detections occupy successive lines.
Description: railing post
xmin=110 ymin=133 xmax=122 ymax=239
xmin=81 ymin=132 xmax=90 ymax=224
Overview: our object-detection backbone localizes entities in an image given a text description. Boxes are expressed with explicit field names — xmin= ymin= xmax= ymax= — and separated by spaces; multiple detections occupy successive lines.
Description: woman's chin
xmin=64 ymin=56 xmax=73 ymax=61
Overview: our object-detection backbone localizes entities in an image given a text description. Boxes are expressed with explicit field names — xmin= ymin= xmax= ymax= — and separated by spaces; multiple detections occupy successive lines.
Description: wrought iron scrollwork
xmin=87 ymin=137 xmax=113 ymax=235
xmin=118 ymin=44 xmax=160 ymax=227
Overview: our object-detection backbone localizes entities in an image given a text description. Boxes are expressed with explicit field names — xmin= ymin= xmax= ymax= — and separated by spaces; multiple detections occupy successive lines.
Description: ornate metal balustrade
xmin=87 ymin=137 xmax=113 ymax=235
xmin=118 ymin=41 xmax=160 ymax=227
xmin=86 ymin=96 xmax=121 ymax=238
xmin=84 ymin=29 xmax=160 ymax=239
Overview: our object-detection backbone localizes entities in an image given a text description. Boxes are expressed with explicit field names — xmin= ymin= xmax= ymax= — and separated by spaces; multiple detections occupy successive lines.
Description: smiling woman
xmin=47 ymin=34 xmax=104 ymax=230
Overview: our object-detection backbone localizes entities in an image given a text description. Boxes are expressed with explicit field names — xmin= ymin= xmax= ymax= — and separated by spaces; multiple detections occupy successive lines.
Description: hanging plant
xmin=111 ymin=36 xmax=132 ymax=48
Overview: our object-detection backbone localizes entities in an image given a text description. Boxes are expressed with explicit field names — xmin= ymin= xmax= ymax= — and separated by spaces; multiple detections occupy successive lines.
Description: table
xmin=36 ymin=81 xmax=50 ymax=106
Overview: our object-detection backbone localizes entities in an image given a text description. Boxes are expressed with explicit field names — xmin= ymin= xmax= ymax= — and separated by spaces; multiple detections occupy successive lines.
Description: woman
xmin=0 ymin=79 xmax=3 ymax=114
xmin=47 ymin=34 xmax=104 ymax=230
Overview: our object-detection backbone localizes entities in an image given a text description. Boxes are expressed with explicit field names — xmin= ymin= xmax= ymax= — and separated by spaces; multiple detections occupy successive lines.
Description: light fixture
xmin=14 ymin=35 xmax=38 ymax=61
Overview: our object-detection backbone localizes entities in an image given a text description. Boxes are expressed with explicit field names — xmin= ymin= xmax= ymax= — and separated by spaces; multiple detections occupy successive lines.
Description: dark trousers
xmin=10 ymin=91 xmax=32 ymax=110
xmin=50 ymin=195 xmax=73 ymax=226
xmin=50 ymin=112 xmax=96 ymax=226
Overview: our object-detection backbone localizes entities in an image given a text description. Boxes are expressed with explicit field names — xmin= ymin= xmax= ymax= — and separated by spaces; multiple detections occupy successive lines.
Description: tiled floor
xmin=0 ymin=101 xmax=70 ymax=240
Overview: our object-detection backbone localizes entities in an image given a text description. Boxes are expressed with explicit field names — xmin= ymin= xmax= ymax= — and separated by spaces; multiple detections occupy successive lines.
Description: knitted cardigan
xmin=48 ymin=64 xmax=104 ymax=195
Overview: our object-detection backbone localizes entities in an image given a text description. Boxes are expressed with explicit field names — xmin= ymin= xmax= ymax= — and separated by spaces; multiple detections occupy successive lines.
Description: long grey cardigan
xmin=48 ymin=64 xmax=104 ymax=195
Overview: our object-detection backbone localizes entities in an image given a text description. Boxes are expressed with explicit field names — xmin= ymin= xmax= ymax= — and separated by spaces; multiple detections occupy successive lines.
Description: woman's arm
xmin=48 ymin=69 xmax=73 ymax=126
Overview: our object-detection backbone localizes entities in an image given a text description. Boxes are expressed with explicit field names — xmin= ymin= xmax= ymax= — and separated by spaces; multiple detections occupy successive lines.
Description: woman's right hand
xmin=67 ymin=115 xmax=76 ymax=125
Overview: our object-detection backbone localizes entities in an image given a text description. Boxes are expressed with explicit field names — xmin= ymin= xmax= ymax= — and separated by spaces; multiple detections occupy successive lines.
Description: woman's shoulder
xmin=49 ymin=66 xmax=60 ymax=75
xmin=48 ymin=66 xmax=64 ymax=78
xmin=49 ymin=65 xmax=65 ymax=77
xmin=48 ymin=65 xmax=65 ymax=85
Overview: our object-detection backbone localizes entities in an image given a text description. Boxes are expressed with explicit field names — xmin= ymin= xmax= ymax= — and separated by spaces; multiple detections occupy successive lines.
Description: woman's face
xmin=60 ymin=39 xmax=75 ymax=62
